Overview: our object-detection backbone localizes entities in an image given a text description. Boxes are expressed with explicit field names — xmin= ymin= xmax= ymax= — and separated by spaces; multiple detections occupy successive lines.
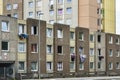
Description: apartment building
xmin=23 ymin=0 xmax=78 ymax=28
xmin=0 ymin=15 xmax=18 ymax=79
xmin=106 ymin=33 xmax=120 ymax=76
xmin=2 ymin=0 xmax=23 ymax=19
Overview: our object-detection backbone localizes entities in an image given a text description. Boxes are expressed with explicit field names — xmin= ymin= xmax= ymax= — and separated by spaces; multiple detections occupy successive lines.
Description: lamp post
xmin=38 ymin=12 xmax=43 ymax=79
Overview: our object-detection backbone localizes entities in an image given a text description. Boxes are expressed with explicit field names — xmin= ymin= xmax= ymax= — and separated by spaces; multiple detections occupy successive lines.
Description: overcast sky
xmin=116 ymin=0 xmax=120 ymax=34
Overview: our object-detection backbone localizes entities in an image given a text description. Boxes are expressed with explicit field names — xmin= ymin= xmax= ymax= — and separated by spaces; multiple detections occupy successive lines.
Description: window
xmin=90 ymin=48 xmax=94 ymax=56
xmin=57 ymin=62 xmax=63 ymax=71
xmin=109 ymin=36 xmax=113 ymax=44
xmin=2 ymin=21 xmax=9 ymax=31
xmin=2 ymin=41 xmax=9 ymax=51
xmin=31 ymin=44 xmax=38 ymax=53
xmin=97 ymin=18 xmax=100 ymax=26
xmin=57 ymin=29 xmax=63 ymax=38
xmin=47 ymin=28 xmax=52 ymax=37
xmin=46 ymin=62 xmax=52 ymax=71
xmin=31 ymin=62 xmax=38 ymax=71
xmin=79 ymin=63 xmax=84 ymax=70
xmin=70 ymin=62 xmax=75 ymax=69
xmin=116 ymin=62 xmax=120 ymax=69
xmin=49 ymin=0 xmax=54 ymax=5
xmin=90 ymin=34 xmax=94 ymax=42
xmin=37 ymin=0 xmax=42 ymax=7
xmin=19 ymin=62 xmax=25 ymax=70
xmin=58 ymin=9 xmax=63 ymax=15
xmin=18 ymin=24 xmax=24 ymax=34
xmin=58 ymin=19 xmax=64 ymax=24
xmin=58 ymin=0 xmax=63 ymax=4
xmin=57 ymin=46 xmax=62 ymax=54
xmin=98 ymin=49 xmax=101 ymax=56
xmin=98 ymin=35 xmax=101 ymax=42
xmin=90 ymin=62 xmax=94 ymax=69
xmin=13 ymin=4 xmax=18 ymax=9
xmin=13 ymin=13 xmax=18 ymax=18
xmin=109 ymin=49 xmax=113 ymax=57
xmin=67 ymin=0 xmax=72 ymax=3
xmin=18 ymin=43 xmax=26 ymax=52
xmin=29 ymin=12 xmax=33 ymax=17
xmin=49 ymin=10 xmax=54 ymax=16
xmin=79 ymin=47 xmax=84 ymax=55
xmin=6 ymin=4 xmax=12 ymax=10
xmin=109 ymin=62 xmax=113 ymax=70
xmin=29 ymin=1 xmax=33 ymax=8
xmin=70 ymin=47 xmax=74 ymax=54
xmin=31 ymin=26 xmax=37 ymax=35
xmin=47 ymin=45 xmax=52 ymax=54
xmin=116 ymin=50 xmax=120 ymax=57
xmin=66 ymin=7 xmax=72 ymax=14
xmin=49 ymin=20 xmax=54 ymax=24
xmin=70 ymin=32 xmax=74 ymax=39
xmin=97 ymin=8 xmax=100 ymax=14
xmin=116 ymin=38 xmax=119 ymax=44
xmin=98 ymin=62 xmax=101 ymax=69
xmin=79 ymin=32 xmax=84 ymax=41
xmin=66 ymin=18 xmax=72 ymax=25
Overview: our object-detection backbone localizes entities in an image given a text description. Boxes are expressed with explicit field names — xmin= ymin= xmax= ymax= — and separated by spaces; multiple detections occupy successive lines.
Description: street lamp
xmin=38 ymin=12 xmax=43 ymax=79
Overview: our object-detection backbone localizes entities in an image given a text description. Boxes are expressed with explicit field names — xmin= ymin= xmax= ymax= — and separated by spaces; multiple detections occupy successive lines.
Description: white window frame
xmin=109 ymin=36 xmax=113 ymax=44
xmin=47 ymin=45 xmax=52 ymax=54
xmin=47 ymin=28 xmax=52 ymax=37
xmin=29 ymin=12 xmax=33 ymax=17
xmin=79 ymin=32 xmax=84 ymax=41
xmin=31 ymin=26 xmax=38 ymax=35
xmin=79 ymin=63 xmax=84 ymax=70
xmin=109 ymin=49 xmax=113 ymax=57
xmin=18 ymin=42 xmax=26 ymax=52
xmin=116 ymin=62 xmax=120 ymax=69
xmin=57 ymin=62 xmax=63 ymax=71
xmin=31 ymin=62 xmax=38 ymax=71
xmin=66 ymin=7 xmax=72 ymax=14
xmin=70 ymin=62 xmax=75 ymax=70
xmin=57 ymin=29 xmax=63 ymax=38
xmin=116 ymin=50 xmax=120 ymax=57
xmin=6 ymin=4 xmax=12 ymax=10
xmin=70 ymin=32 xmax=74 ymax=39
xmin=19 ymin=61 xmax=25 ymax=71
xmin=31 ymin=44 xmax=38 ymax=53
xmin=90 ymin=62 xmax=94 ymax=69
xmin=2 ymin=21 xmax=9 ymax=32
xmin=18 ymin=24 xmax=24 ymax=34
xmin=46 ymin=62 xmax=53 ymax=71
xmin=2 ymin=41 xmax=9 ymax=51
xmin=13 ymin=4 xmax=18 ymax=9
xmin=28 ymin=1 xmax=33 ymax=8
xmin=109 ymin=62 xmax=113 ymax=70
xmin=90 ymin=48 xmax=94 ymax=56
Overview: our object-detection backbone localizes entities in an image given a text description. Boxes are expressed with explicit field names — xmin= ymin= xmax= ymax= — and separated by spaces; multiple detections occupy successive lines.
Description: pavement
xmin=23 ymin=76 xmax=120 ymax=80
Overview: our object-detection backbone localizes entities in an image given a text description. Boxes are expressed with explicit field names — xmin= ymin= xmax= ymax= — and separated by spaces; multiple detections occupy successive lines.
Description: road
xmin=23 ymin=76 xmax=120 ymax=80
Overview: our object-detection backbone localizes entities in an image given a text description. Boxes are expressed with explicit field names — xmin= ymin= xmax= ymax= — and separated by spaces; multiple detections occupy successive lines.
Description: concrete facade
xmin=0 ymin=15 xmax=18 ymax=79
xmin=3 ymin=0 xmax=23 ymax=19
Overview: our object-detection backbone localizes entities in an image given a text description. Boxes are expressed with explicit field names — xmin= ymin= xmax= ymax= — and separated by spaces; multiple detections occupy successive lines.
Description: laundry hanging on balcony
xmin=18 ymin=33 xmax=28 ymax=39
xmin=98 ymin=55 xmax=104 ymax=61
xmin=80 ymin=54 xmax=86 ymax=63
xmin=71 ymin=53 xmax=75 ymax=61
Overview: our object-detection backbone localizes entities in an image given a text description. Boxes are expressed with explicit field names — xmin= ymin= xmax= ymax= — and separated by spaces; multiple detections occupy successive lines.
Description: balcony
xmin=18 ymin=33 xmax=28 ymax=40
xmin=98 ymin=55 xmax=104 ymax=61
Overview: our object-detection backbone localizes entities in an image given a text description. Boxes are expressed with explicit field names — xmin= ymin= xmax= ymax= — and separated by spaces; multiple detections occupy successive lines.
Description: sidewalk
xmin=23 ymin=76 xmax=120 ymax=80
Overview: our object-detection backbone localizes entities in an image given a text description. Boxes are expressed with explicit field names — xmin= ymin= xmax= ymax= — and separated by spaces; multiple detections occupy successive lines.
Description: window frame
xmin=2 ymin=21 xmax=9 ymax=32
xmin=18 ymin=42 xmax=26 ymax=52
xmin=2 ymin=41 xmax=9 ymax=51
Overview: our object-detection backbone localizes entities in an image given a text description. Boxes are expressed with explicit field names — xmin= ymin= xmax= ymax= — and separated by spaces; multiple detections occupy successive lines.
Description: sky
xmin=116 ymin=0 xmax=120 ymax=34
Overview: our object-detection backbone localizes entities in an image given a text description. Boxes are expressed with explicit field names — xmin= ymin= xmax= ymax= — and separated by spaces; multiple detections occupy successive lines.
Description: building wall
xmin=0 ymin=0 xmax=3 ymax=15
xmin=17 ymin=20 xmax=27 ymax=73
xmin=3 ymin=0 xmax=23 ymax=19
xmin=75 ymin=27 xmax=89 ymax=76
xmin=53 ymin=23 xmax=70 ymax=77
xmin=106 ymin=33 xmax=120 ymax=75
xmin=23 ymin=0 xmax=78 ymax=28
xmin=78 ymin=0 xmax=99 ymax=31
xmin=26 ymin=18 xmax=46 ymax=76
xmin=102 ymin=0 xmax=116 ymax=33
xmin=95 ymin=32 xmax=106 ymax=75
